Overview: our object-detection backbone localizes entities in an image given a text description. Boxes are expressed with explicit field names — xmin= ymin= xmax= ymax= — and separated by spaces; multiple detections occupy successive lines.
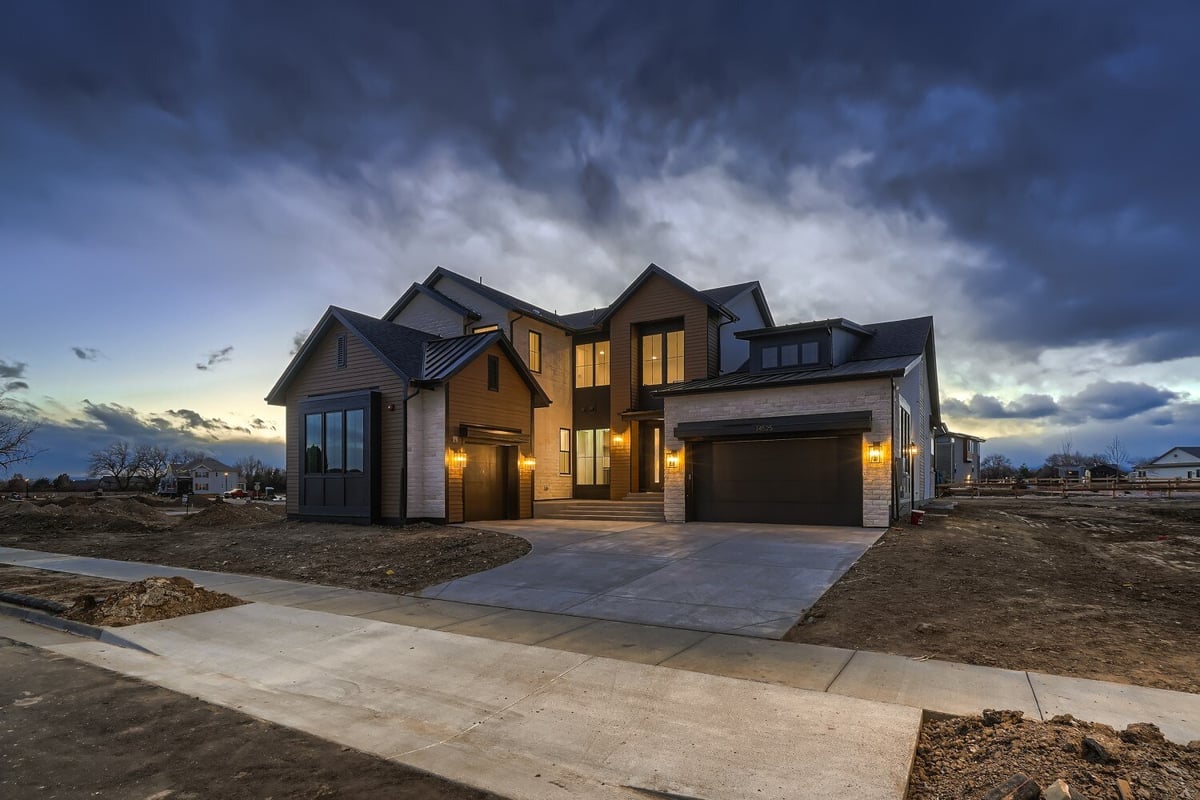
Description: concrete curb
xmin=0 ymin=603 xmax=157 ymax=655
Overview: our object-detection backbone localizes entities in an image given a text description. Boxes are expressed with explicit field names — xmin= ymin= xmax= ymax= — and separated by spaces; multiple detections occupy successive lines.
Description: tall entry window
xmin=575 ymin=428 xmax=611 ymax=485
xmin=574 ymin=341 xmax=610 ymax=388
xmin=300 ymin=391 xmax=376 ymax=521
xmin=641 ymin=330 xmax=684 ymax=385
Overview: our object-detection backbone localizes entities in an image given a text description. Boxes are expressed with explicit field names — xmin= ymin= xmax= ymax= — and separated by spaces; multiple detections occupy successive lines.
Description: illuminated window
xmin=559 ymin=428 xmax=571 ymax=474
xmin=528 ymin=330 xmax=542 ymax=372
xmin=473 ymin=324 xmax=499 ymax=334
xmin=574 ymin=341 xmax=609 ymax=388
xmin=575 ymin=429 xmax=610 ymax=485
xmin=641 ymin=331 xmax=684 ymax=385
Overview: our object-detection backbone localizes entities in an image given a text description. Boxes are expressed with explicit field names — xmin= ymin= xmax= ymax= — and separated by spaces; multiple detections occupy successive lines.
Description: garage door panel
xmin=691 ymin=436 xmax=862 ymax=526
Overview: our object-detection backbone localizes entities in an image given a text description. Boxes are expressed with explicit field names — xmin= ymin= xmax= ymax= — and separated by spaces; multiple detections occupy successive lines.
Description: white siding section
xmin=429 ymin=277 xmax=511 ymax=329
xmin=406 ymin=386 xmax=446 ymax=519
xmin=664 ymin=378 xmax=894 ymax=527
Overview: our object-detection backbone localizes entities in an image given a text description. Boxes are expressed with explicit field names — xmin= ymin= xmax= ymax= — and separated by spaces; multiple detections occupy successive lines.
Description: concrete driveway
xmin=417 ymin=520 xmax=884 ymax=638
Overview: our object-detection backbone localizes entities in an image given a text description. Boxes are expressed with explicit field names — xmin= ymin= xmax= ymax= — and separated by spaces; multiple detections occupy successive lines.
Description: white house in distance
xmin=1133 ymin=447 xmax=1200 ymax=480
xmin=158 ymin=458 xmax=242 ymax=496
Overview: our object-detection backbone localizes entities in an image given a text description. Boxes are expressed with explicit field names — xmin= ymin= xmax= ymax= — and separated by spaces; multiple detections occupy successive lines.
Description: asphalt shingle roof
xmin=333 ymin=307 xmax=440 ymax=377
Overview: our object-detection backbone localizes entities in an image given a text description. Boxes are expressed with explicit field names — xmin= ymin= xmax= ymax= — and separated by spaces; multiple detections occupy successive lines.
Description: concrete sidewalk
xmin=3 ymin=545 xmax=1200 ymax=745
xmin=4 ymin=604 xmax=921 ymax=799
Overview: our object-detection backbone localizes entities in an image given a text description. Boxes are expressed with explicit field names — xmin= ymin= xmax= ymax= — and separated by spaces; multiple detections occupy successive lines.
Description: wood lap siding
xmin=607 ymin=273 xmax=712 ymax=499
xmin=446 ymin=341 xmax=535 ymax=522
xmin=284 ymin=321 xmax=407 ymax=518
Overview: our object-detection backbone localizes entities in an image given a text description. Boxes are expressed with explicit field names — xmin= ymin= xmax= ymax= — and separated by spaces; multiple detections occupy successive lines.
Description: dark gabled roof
xmin=654 ymin=355 xmax=920 ymax=397
xmin=267 ymin=309 xmax=550 ymax=407
xmin=426 ymin=267 xmax=572 ymax=330
xmin=557 ymin=308 xmax=606 ymax=331
xmin=736 ymin=317 xmax=873 ymax=339
xmin=938 ymin=431 xmax=987 ymax=442
xmin=700 ymin=280 xmax=774 ymax=327
xmin=182 ymin=457 xmax=239 ymax=474
xmin=266 ymin=306 xmax=439 ymax=404
xmin=381 ymin=282 xmax=481 ymax=324
xmin=418 ymin=331 xmax=551 ymax=407
xmin=850 ymin=316 xmax=934 ymax=361
xmin=593 ymin=263 xmax=736 ymax=326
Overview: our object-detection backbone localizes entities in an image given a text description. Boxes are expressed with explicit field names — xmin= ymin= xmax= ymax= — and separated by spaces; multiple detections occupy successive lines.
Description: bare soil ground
xmin=787 ymin=496 xmax=1200 ymax=692
xmin=907 ymin=710 xmax=1200 ymax=799
xmin=0 ymin=638 xmax=499 ymax=799
xmin=0 ymin=496 xmax=531 ymax=594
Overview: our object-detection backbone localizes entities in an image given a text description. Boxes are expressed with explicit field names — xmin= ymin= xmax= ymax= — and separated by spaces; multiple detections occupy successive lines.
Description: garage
xmin=677 ymin=412 xmax=870 ymax=527
xmin=462 ymin=443 xmax=517 ymax=522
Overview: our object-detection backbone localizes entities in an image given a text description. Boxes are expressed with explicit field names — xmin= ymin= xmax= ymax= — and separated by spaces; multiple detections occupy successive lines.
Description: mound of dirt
xmin=176 ymin=501 xmax=283 ymax=529
xmin=909 ymin=710 xmax=1200 ymax=799
xmin=0 ymin=502 xmax=60 ymax=516
xmin=64 ymin=576 xmax=244 ymax=627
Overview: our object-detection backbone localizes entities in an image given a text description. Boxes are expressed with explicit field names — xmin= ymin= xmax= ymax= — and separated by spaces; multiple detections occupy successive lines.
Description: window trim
xmin=574 ymin=340 xmax=610 ymax=388
xmin=640 ymin=329 xmax=684 ymax=386
xmin=528 ymin=330 xmax=542 ymax=373
xmin=559 ymin=428 xmax=571 ymax=475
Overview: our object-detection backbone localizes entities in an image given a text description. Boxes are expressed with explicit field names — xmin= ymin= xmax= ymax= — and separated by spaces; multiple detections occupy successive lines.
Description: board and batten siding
xmin=283 ymin=321 xmax=408 ymax=519
xmin=607 ymin=273 xmax=712 ymax=498
xmin=445 ymin=341 xmax=535 ymax=522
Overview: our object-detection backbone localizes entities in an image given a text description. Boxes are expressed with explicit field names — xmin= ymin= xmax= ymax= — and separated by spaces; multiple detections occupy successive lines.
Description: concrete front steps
xmin=535 ymin=493 xmax=664 ymax=522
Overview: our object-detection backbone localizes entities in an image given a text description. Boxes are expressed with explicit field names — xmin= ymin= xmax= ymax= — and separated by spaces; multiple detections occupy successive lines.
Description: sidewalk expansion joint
xmin=390 ymin=655 xmax=596 ymax=758
xmin=823 ymin=648 xmax=857 ymax=692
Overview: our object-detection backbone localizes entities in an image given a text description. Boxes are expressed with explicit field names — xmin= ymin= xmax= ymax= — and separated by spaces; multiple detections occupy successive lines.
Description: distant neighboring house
xmin=1086 ymin=463 xmax=1122 ymax=480
xmin=934 ymin=431 xmax=984 ymax=484
xmin=158 ymin=458 xmax=242 ymax=495
xmin=1131 ymin=447 xmax=1200 ymax=480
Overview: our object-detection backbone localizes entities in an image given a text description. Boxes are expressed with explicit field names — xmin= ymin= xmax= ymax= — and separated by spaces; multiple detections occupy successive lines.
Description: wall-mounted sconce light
xmin=520 ymin=455 xmax=537 ymax=471
xmin=611 ymin=432 xmax=624 ymax=446
xmin=665 ymin=450 xmax=680 ymax=470
xmin=906 ymin=442 xmax=919 ymax=459
xmin=448 ymin=448 xmax=468 ymax=468
xmin=867 ymin=442 xmax=883 ymax=463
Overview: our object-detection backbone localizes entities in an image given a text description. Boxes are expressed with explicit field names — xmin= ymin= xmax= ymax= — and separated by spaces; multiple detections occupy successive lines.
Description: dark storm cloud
xmin=195 ymin=345 xmax=234 ymax=371
xmin=945 ymin=381 xmax=1182 ymax=424
xmin=3 ymin=1 xmax=1198 ymax=361
xmin=71 ymin=346 xmax=102 ymax=360
xmin=0 ymin=361 xmax=28 ymax=379
xmin=165 ymin=407 xmax=247 ymax=434
xmin=942 ymin=393 xmax=1059 ymax=419
xmin=4 ymin=381 xmax=30 ymax=392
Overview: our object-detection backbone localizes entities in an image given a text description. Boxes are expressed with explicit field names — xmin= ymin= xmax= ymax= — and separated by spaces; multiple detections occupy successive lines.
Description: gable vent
xmin=336 ymin=335 xmax=347 ymax=369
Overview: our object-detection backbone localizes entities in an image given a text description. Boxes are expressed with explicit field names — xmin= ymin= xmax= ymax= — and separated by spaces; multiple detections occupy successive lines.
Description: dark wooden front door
xmin=464 ymin=443 xmax=508 ymax=521
xmin=639 ymin=421 xmax=664 ymax=493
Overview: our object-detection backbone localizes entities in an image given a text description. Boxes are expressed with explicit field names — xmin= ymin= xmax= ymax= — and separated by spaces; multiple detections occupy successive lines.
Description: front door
xmin=463 ymin=443 xmax=507 ymax=521
xmin=639 ymin=421 xmax=664 ymax=492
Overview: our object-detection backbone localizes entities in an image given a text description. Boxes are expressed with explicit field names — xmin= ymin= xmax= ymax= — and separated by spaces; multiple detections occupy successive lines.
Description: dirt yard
xmin=788 ymin=496 xmax=1200 ymax=692
xmin=0 ymin=638 xmax=500 ymax=799
xmin=907 ymin=710 xmax=1200 ymax=799
xmin=0 ymin=496 xmax=531 ymax=594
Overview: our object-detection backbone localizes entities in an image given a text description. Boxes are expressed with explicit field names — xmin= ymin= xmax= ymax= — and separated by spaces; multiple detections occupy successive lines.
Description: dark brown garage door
xmin=463 ymin=443 xmax=508 ymax=521
xmin=689 ymin=436 xmax=862 ymax=525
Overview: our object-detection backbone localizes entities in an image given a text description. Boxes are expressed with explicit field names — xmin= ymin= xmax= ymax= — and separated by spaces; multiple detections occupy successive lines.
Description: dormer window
xmin=761 ymin=341 xmax=820 ymax=370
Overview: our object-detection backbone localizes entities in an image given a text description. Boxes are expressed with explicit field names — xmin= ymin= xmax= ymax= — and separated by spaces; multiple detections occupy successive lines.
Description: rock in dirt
xmin=1120 ymin=722 xmax=1165 ymax=744
xmin=1042 ymin=778 xmax=1082 ymax=800
xmin=1081 ymin=735 xmax=1116 ymax=763
xmin=982 ymin=709 xmax=1025 ymax=726
xmin=65 ymin=576 xmax=244 ymax=627
xmin=914 ymin=621 xmax=941 ymax=635
xmin=980 ymin=772 xmax=1040 ymax=800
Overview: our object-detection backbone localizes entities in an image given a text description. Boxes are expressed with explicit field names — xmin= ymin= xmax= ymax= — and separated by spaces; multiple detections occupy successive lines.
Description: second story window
xmin=487 ymin=355 xmax=500 ymax=391
xmin=528 ymin=330 xmax=542 ymax=372
xmin=761 ymin=341 xmax=820 ymax=370
xmin=641 ymin=330 xmax=684 ymax=386
xmin=574 ymin=341 xmax=610 ymax=388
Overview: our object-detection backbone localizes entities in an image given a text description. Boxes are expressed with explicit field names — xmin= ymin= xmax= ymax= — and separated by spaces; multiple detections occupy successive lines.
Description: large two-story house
xmin=268 ymin=263 xmax=940 ymax=527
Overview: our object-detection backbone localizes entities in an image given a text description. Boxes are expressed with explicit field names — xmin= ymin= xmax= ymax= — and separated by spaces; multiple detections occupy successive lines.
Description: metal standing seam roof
xmin=420 ymin=332 xmax=499 ymax=380
xmin=654 ymin=355 xmax=920 ymax=396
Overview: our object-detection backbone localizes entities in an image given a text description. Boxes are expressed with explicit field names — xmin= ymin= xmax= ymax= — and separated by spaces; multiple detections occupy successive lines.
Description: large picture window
xmin=641 ymin=330 xmax=684 ymax=386
xmin=574 ymin=341 xmax=610 ymax=388
xmin=575 ymin=428 xmax=611 ymax=485
xmin=305 ymin=408 xmax=366 ymax=474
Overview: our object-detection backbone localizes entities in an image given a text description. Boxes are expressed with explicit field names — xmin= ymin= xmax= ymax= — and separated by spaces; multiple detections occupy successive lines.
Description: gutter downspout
xmin=890 ymin=376 xmax=898 ymax=523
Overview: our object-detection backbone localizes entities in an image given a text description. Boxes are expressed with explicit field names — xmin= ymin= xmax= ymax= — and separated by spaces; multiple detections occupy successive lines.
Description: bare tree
xmin=234 ymin=455 xmax=265 ymax=485
xmin=0 ymin=390 xmax=39 ymax=474
xmin=136 ymin=444 xmax=171 ymax=491
xmin=168 ymin=447 xmax=208 ymax=466
xmin=980 ymin=453 xmax=1016 ymax=480
xmin=1104 ymin=435 xmax=1130 ymax=470
xmin=87 ymin=440 xmax=144 ymax=491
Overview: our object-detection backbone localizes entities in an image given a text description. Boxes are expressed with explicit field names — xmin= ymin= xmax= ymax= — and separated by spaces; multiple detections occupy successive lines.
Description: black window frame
xmin=299 ymin=390 xmax=379 ymax=520
xmin=487 ymin=355 xmax=500 ymax=391
xmin=559 ymin=428 xmax=571 ymax=475
xmin=640 ymin=327 xmax=684 ymax=387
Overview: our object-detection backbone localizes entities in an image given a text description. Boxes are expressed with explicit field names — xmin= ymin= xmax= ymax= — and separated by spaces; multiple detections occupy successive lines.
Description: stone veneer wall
xmin=663 ymin=377 xmax=895 ymax=527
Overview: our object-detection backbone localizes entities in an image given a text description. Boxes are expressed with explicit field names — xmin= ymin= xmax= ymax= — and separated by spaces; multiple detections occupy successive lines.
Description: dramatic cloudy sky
xmin=2 ymin=0 xmax=1197 ymax=477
